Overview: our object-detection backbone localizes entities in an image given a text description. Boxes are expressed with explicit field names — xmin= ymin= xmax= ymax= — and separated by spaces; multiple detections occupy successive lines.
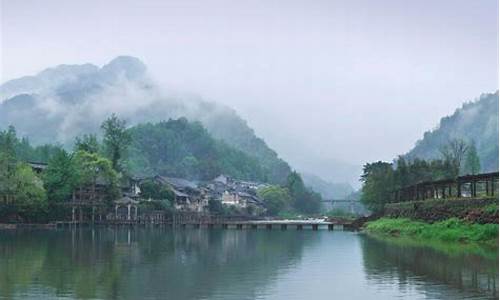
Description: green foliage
xmin=326 ymin=208 xmax=356 ymax=219
xmin=360 ymin=161 xmax=394 ymax=212
xmin=439 ymin=138 xmax=468 ymax=177
xmin=360 ymin=135 xmax=492 ymax=212
xmin=286 ymin=171 xmax=321 ymax=214
xmin=127 ymin=118 xmax=266 ymax=182
xmin=43 ymin=149 xmax=78 ymax=204
xmin=208 ymin=199 xmax=225 ymax=214
xmin=483 ymin=203 xmax=498 ymax=215
xmin=10 ymin=164 xmax=48 ymax=222
xmin=101 ymin=114 xmax=131 ymax=172
xmin=74 ymin=134 xmax=100 ymax=154
xmin=464 ymin=141 xmax=481 ymax=175
xmin=73 ymin=150 xmax=120 ymax=203
xmin=257 ymin=185 xmax=291 ymax=215
xmin=139 ymin=179 xmax=174 ymax=202
xmin=0 ymin=126 xmax=60 ymax=164
xmin=0 ymin=127 xmax=49 ymax=222
xmin=365 ymin=217 xmax=498 ymax=245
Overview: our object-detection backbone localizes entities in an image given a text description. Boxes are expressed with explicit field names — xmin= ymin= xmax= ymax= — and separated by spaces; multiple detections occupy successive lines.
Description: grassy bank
xmin=365 ymin=217 xmax=498 ymax=247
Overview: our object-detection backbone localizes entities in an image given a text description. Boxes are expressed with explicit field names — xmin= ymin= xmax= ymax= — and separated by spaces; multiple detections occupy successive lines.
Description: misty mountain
xmin=0 ymin=56 xmax=291 ymax=183
xmin=405 ymin=91 xmax=499 ymax=172
xmin=301 ymin=173 xmax=354 ymax=199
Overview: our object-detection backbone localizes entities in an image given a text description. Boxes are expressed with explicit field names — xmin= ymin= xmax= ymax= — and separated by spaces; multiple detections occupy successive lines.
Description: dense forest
xmin=405 ymin=92 xmax=498 ymax=172
xmin=127 ymin=118 xmax=267 ymax=182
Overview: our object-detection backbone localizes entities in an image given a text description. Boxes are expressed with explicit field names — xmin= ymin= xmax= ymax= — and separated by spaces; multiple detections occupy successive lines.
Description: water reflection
xmin=0 ymin=229 xmax=498 ymax=300
xmin=360 ymin=234 xmax=498 ymax=299
xmin=0 ymin=228 xmax=317 ymax=300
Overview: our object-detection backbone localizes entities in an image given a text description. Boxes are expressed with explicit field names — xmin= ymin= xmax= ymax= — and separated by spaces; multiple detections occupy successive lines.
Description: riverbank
xmin=365 ymin=217 xmax=498 ymax=247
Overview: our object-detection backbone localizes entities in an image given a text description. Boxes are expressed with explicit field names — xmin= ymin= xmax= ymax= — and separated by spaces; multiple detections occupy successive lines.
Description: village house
xmin=206 ymin=174 xmax=267 ymax=214
xmin=153 ymin=176 xmax=208 ymax=212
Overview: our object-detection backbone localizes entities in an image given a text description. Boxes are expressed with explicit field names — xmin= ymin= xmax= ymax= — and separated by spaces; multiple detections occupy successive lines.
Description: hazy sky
xmin=1 ymin=0 xmax=498 ymax=184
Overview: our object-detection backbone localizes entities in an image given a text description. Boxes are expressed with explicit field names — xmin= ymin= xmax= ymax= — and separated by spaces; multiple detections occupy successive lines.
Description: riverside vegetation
xmin=365 ymin=217 xmax=498 ymax=247
xmin=0 ymin=115 xmax=322 ymax=223
xmin=359 ymin=94 xmax=499 ymax=248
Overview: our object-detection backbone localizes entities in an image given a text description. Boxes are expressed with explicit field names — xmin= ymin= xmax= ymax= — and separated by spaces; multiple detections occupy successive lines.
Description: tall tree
xmin=101 ymin=114 xmax=131 ymax=172
xmin=0 ymin=126 xmax=19 ymax=197
xmin=464 ymin=141 xmax=481 ymax=175
xmin=43 ymin=149 xmax=78 ymax=204
xmin=257 ymin=185 xmax=291 ymax=215
xmin=360 ymin=161 xmax=394 ymax=212
xmin=440 ymin=138 xmax=468 ymax=177
xmin=286 ymin=171 xmax=321 ymax=214
xmin=74 ymin=134 xmax=100 ymax=154
xmin=10 ymin=163 xmax=48 ymax=222
xmin=74 ymin=150 xmax=120 ymax=204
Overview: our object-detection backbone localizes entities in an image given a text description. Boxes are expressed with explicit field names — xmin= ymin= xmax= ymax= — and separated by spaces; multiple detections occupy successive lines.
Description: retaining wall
xmin=384 ymin=197 xmax=498 ymax=223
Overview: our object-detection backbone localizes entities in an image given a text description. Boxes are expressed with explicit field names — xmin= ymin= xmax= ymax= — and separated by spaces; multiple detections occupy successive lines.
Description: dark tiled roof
xmin=156 ymin=176 xmax=198 ymax=189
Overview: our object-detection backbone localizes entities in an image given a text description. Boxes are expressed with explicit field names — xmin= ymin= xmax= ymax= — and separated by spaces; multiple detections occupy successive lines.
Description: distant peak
xmin=101 ymin=56 xmax=147 ymax=80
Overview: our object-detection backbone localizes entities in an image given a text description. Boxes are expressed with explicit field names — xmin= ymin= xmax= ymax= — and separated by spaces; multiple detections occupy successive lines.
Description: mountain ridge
xmin=404 ymin=91 xmax=499 ymax=172
xmin=0 ymin=56 xmax=293 ymax=184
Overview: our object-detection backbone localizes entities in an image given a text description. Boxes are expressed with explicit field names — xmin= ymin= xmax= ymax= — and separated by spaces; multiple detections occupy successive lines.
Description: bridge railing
xmin=392 ymin=171 xmax=499 ymax=202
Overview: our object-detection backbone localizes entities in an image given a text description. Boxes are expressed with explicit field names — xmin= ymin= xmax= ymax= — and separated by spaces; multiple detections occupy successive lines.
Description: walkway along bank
xmin=54 ymin=212 xmax=349 ymax=231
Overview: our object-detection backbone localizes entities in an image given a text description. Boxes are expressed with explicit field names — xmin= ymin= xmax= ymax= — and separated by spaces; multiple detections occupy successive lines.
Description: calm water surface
xmin=0 ymin=228 xmax=497 ymax=300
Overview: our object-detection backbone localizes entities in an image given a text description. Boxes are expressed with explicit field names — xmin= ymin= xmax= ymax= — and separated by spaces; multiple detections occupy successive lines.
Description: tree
xmin=73 ymin=150 xmax=120 ymax=204
xmin=286 ymin=171 xmax=321 ymax=214
xmin=101 ymin=114 xmax=131 ymax=172
xmin=440 ymin=139 xmax=468 ymax=177
xmin=139 ymin=179 xmax=174 ymax=202
xmin=74 ymin=134 xmax=100 ymax=154
xmin=43 ymin=149 xmax=78 ymax=204
xmin=208 ymin=199 xmax=225 ymax=214
xmin=11 ymin=163 xmax=48 ymax=222
xmin=0 ymin=126 xmax=19 ymax=201
xmin=464 ymin=141 xmax=481 ymax=175
xmin=257 ymin=185 xmax=291 ymax=215
xmin=360 ymin=161 xmax=394 ymax=212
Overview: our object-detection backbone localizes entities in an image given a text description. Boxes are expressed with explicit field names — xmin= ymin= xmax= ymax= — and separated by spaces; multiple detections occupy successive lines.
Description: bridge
xmin=55 ymin=213 xmax=354 ymax=230
xmin=320 ymin=199 xmax=361 ymax=214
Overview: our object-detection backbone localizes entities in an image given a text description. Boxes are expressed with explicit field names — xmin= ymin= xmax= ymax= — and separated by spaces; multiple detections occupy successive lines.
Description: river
xmin=0 ymin=227 xmax=497 ymax=299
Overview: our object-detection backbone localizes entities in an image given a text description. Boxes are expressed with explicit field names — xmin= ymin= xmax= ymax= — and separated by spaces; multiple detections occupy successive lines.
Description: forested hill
xmin=0 ymin=56 xmax=291 ymax=184
xmin=405 ymin=91 xmax=499 ymax=172
xmin=127 ymin=118 xmax=267 ymax=182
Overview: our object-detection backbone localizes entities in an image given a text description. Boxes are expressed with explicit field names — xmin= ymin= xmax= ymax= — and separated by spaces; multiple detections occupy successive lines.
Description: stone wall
xmin=384 ymin=197 xmax=498 ymax=224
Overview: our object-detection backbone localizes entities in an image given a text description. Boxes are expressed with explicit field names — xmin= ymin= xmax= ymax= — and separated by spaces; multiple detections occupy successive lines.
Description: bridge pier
xmin=222 ymin=224 xmax=228 ymax=229
xmin=296 ymin=224 xmax=303 ymax=230
xmin=281 ymin=224 xmax=287 ymax=230
xmin=312 ymin=224 xmax=319 ymax=231
xmin=266 ymin=224 xmax=272 ymax=230
xmin=236 ymin=224 xmax=243 ymax=230
xmin=251 ymin=224 xmax=258 ymax=229
xmin=328 ymin=224 xmax=334 ymax=231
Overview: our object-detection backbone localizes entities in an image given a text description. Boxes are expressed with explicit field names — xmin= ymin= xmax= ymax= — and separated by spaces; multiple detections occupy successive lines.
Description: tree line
xmin=0 ymin=114 xmax=322 ymax=221
xmin=361 ymin=139 xmax=482 ymax=212
xmin=0 ymin=115 xmax=128 ymax=222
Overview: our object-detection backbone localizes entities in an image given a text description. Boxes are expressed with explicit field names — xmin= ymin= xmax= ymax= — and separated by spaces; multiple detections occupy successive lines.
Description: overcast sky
xmin=1 ymin=0 xmax=498 ymax=184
